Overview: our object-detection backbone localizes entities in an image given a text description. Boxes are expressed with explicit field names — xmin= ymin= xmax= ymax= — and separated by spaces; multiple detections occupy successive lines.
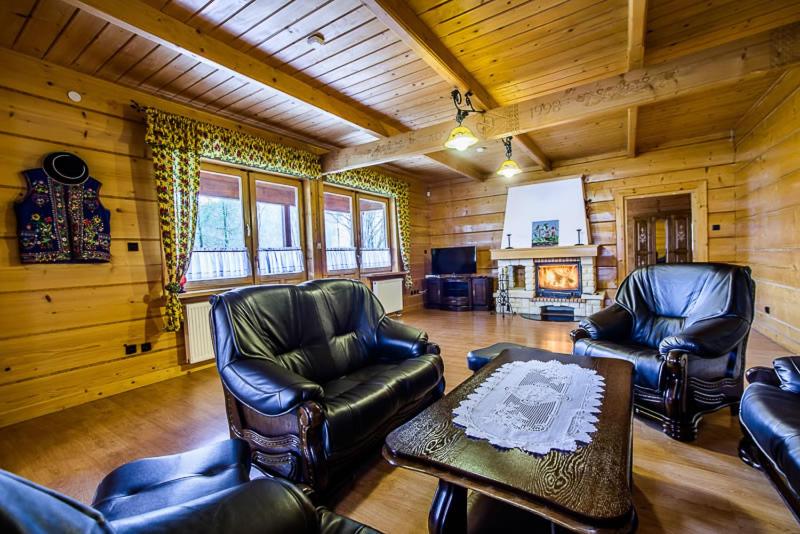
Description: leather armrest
xmin=659 ymin=316 xmax=750 ymax=358
xmin=576 ymin=304 xmax=633 ymax=341
xmin=746 ymin=366 xmax=780 ymax=386
xmin=220 ymin=358 xmax=323 ymax=416
xmin=374 ymin=316 xmax=430 ymax=360
xmin=110 ymin=478 xmax=319 ymax=534
xmin=774 ymin=356 xmax=800 ymax=394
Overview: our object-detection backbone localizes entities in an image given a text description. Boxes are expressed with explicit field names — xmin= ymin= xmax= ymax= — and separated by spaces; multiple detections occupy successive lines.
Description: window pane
xmin=188 ymin=170 xmax=250 ymax=281
xmin=359 ymin=197 xmax=391 ymax=269
xmin=255 ymin=180 xmax=304 ymax=275
xmin=324 ymin=192 xmax=356 ymax=271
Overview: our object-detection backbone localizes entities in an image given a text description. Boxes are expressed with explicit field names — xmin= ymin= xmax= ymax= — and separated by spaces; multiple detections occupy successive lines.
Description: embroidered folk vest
xmin=15 ymin=168 xmax=111 ymax=263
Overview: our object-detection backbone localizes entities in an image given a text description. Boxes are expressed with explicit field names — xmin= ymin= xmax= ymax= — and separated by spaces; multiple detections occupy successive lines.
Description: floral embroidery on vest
xmin=15 ymin=169 xmax=111 ymax=263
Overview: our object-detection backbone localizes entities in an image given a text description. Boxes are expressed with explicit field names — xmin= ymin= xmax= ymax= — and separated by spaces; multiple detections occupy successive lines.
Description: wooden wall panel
xmin=427 ymin=141 xmax=738 ymax=301
xmin=735 ymin=85 xmax=800 ymax=352
xmin=0 ymin=51 xmax=430 ymax=427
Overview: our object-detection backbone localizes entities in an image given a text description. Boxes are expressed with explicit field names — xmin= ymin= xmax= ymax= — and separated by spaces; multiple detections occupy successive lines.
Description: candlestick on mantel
xmin=505 ymin=233 xmax=513 ymax=249
xmin=575 ymin=229 xmax=583 ymax=246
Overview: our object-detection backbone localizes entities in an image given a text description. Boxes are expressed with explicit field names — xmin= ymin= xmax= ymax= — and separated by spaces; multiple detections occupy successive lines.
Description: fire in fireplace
xmin=535 ymin=261 xmax=582 ymax=298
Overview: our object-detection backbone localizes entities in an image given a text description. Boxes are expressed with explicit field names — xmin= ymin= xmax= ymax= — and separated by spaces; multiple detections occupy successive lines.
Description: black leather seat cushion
xmin=573 ymin=338 xmax=663 ymax=390
xmin=92 ymin=439 xmax=251 ymax=520
xmin=322 ymin=355 xmax=443 ymax=455
xmin=741 ymin=382 xmax=800 ymax=486
xmin=467 ymin=342 xmax=529 ymax=371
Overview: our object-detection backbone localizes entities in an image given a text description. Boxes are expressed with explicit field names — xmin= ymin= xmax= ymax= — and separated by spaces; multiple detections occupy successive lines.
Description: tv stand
xmin=424 ymin=275 xmax=494 ymax=312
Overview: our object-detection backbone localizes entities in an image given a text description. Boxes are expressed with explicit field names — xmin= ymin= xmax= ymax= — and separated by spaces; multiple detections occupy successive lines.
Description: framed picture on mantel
xmin=531 ymin=219 xmax=559 ymax=247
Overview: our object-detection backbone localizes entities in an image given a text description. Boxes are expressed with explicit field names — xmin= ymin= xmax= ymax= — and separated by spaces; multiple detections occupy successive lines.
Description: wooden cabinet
xmin=424 ymin=276 xmax=494 ymax=311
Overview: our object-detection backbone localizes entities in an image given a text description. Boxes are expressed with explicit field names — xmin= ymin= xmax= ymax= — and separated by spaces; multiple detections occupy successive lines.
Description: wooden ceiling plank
xmin=59 ymin=0 xmax=482 ymax=182
xmin=734 ymin=67 xmax=800 ymax=145
xmin=626 ymin=0 xmax=647 ymax=159
xmin=322 ymin=24 xmax=800 ymax=174
xmin=362 ymin=0 xmax=551 ymax=171
xmin=62 ymin=0 xmax=392 ymax=138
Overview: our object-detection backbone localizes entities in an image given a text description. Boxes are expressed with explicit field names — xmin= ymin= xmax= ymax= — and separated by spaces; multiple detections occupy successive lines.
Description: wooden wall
xmin=428 ymin=139 xmax=738 ymax=300
xmin=0 ymin=50 xmax=428 ymax=427
xmin=735 ymin=83 xmax=800 ymax=353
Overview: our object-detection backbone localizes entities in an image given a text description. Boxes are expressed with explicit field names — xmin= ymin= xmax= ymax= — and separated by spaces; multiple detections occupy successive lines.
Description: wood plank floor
xmin=0 ymin=309 xmax=795 ymax=532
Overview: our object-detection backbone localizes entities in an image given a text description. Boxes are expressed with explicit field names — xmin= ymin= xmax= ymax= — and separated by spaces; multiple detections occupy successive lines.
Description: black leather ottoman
xmin=467 ymin=342 xmax=530 ymax=371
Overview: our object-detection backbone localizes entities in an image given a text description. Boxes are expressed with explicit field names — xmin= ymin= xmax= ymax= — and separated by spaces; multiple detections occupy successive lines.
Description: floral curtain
xmin=325 ymin=167 xmax=413 ymax=288
xmin=144 ymin=108 xmax=320 ymax=331
xmin=144 ymin=107 xmax=414 ymax=330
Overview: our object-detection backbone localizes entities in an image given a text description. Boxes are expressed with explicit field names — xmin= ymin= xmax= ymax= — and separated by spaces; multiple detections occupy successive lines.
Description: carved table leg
xmin=429 ymin=480 xmax=467 ymax=534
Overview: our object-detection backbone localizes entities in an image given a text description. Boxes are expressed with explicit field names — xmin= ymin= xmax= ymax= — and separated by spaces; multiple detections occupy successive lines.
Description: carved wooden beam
xmin=625 ymin=0 xmax=648 ymax=158
xmin=361 ymin=0 xmax=551 ymax=171
xmin=322 ymin=24 xmax=800 ymax=173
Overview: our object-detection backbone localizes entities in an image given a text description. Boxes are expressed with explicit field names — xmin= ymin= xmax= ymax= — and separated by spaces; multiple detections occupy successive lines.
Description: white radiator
xmin=184 ymin=301 xmax=215 ymax=364
xmin=372 ymin=278 xmax=404 ymax=314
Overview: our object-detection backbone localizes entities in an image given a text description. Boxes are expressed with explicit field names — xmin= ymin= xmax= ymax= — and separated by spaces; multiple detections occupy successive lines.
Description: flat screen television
xmin=431 ymin=246 xmax=477 ymax=275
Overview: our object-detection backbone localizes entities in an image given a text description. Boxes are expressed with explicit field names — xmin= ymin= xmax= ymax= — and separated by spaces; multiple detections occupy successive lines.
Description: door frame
xmin=614 ymin=180 xmax=708 ymax=286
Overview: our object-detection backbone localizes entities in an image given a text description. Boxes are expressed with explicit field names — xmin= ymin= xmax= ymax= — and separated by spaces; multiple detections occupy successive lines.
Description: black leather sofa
xmin=210 ymin=279 xmax=445 ymax=492
xmin=0 ymin=439 xmax=379 ymax=533
xmin=740 ymin=357 xmax=800 ymax=522
xmin=571 ymin=263 xmax=755 ymax=441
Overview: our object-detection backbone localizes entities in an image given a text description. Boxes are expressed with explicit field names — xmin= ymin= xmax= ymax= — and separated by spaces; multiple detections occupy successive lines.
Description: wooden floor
xmin=0 ymin=310 xmax=795 ymax=532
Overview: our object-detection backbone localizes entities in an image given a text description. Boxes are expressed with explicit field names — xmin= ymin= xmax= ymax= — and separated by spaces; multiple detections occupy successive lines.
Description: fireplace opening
xmin=535 ymin=260 xmax=582 ymax=298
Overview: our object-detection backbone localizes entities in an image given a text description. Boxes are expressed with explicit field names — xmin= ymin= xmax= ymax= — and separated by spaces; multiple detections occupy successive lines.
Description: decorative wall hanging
xmin=15 ymin=152 xmax=111 ymax=264
xmin=531 ymin=219 xmax=559 ymax=247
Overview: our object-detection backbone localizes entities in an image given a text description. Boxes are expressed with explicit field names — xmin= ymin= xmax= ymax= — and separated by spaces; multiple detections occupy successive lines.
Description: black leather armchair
xmin=210 ymin=279 xmax=445 ymax=492
xmin=740 ymin=357 xmax=800 ymax=522
xmin=0 ymin=439 xmax=379 ymax=533
xmin=571 ymin=263 xmax=755 ymax=441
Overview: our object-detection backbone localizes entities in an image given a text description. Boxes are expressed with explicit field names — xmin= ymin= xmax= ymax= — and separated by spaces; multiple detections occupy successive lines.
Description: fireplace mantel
xmin=490 ymin=245 xmax=599 ymax=261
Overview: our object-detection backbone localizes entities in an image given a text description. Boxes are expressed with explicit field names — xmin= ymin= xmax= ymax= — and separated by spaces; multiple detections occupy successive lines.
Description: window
xmin=187 ymin=168 xmax=251 ymax=283
xmin=253 ymin=179 xmax=304 ymax=276
xmin=186 ymin=163 xmax=306 ymax=288
xmin=323 ymin=186 xmax=394 ymax=275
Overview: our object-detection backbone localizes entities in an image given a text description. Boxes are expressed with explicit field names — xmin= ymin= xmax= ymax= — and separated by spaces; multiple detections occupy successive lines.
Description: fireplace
xmin=535 ymin=260 xmax=582 ymax=298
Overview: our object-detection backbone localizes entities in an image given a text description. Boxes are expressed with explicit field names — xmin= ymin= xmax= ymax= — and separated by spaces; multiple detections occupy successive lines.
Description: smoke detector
xmin=307 ymin=33 xmax=325 ymax=49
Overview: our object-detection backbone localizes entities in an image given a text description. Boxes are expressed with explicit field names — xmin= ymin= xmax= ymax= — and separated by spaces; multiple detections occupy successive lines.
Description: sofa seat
xmin=92 ymin=439 xmax=251 ymax=520
xmin=322 ymin=355 xmax=443 ymax=455
xmin=741 ymin=382 xmax=800 ymax=485
xmin=573 ymin=338 xmax=663 ymax=391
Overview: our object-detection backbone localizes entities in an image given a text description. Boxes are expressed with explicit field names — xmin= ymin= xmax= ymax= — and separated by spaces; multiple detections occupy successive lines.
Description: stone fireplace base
xmin=491 ymin=246 xmax=605 ymax=319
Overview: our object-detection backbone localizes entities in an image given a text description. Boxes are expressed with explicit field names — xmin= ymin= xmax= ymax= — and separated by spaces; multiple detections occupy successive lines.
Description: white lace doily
xmin=452 ymin=359 xmax=605 ymax=455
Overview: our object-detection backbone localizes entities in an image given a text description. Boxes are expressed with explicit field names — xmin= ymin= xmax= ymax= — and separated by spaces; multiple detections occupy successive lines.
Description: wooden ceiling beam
xmin=61 ymin=0 xmax=486 ymax=182
xmin=625 ymin=0 xmax=648 ymax=158
xmin=362 ymin=0 xmax=551 ymax=171
xmin=61 ymin=0 xmax=396 ymax=138
xmin=322 ymin=24 xmax=800 ymax=174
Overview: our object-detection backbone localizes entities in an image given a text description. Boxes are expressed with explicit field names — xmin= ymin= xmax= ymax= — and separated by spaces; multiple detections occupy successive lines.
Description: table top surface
xmin=384 ymin=347 xmax=635 ymax=526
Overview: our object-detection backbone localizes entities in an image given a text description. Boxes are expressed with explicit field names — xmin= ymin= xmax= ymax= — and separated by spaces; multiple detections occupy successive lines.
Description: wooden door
xmin=667 ymin=212 xmax=692 ymax=263
xmin=633 ymin=217 xmax=653 ymax=267
xmin=633 ymin=211 xmax=692 ymax=267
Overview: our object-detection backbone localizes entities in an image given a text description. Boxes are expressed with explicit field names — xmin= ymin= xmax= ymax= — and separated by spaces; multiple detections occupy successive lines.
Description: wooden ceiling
xmin=3 ymin=0 xmax=800 ymax=183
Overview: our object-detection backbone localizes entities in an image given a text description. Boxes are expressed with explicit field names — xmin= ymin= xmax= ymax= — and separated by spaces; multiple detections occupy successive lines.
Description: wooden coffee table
xmin=383 ymin=347 xmax=635 ymax=533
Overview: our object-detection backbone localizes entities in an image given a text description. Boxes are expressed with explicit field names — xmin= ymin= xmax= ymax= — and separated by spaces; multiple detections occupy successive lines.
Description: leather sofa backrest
xmin=0 ymin=469 xmax=111 ymax=533
xmin=211 ymin=279 xmax=387 ymax=384
xmin=616 ymin=263 xmax=755 ymax=349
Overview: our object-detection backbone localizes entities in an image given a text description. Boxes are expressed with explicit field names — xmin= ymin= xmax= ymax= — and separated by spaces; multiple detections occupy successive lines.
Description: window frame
xmin=357 ymin=192 xmax=392 ymax=274
xmin=185 ymin=162 xmax=254 ymax=291
xmin=321 ymin=184 xmax=397 ymax=277
xmin=249 ymin=172 xmax=308 ymax=284
xmin=184 ymin=161 xmax=308 ymax=292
